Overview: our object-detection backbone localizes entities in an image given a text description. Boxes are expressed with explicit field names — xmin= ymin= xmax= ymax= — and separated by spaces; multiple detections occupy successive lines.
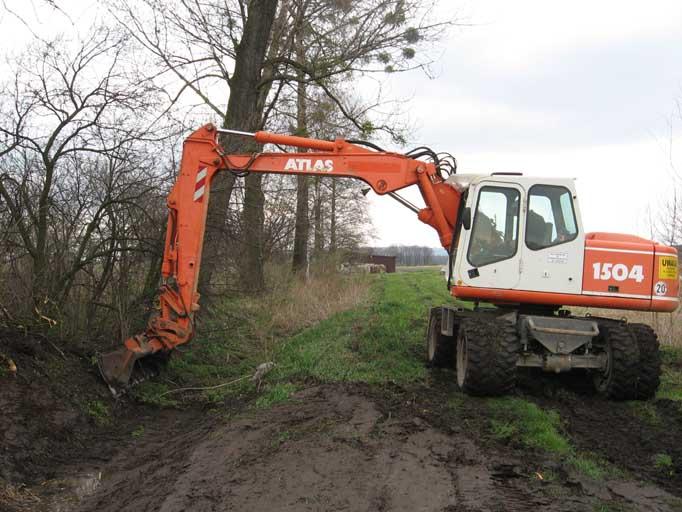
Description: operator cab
xmin=448 ymin=174 xmax=585 ymax=298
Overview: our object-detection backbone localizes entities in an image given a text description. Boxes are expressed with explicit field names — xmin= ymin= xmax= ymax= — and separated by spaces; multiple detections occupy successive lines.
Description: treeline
xmin=373 ymin=246 xmax=448 ymax=266
xmin=0 ymin=0 xmax=451 ymax=343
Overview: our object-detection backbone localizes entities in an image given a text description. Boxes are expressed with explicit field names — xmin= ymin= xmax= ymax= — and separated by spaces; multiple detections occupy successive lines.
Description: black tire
xmin=426 ymin=308 xmax=455 ymax=368
xmin=628 ymin=323 xmax=661 ymax=400
xmin=593 ymin=323 xmax=640 ymax=400
xmin=456 ymin=317 xmax=519 ymax=396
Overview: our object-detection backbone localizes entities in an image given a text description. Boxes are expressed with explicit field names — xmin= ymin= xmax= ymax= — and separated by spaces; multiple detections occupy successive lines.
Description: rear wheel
xmin=426 ymin=308 xmax=455 ymax=368
xmin=456 ymin=317 xmax=519 ymax=396
xmin=593 ymin=323 xmax=639 ymax=400
xmin=628 ymin=323 xmax=661 ymax=400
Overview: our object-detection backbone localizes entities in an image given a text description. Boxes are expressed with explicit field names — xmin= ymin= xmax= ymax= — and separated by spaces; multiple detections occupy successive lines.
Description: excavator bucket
xmin=97 ymin=341 xmax=166 ymax=396
xmin=97 ymin=347 xmax=140 ymax=394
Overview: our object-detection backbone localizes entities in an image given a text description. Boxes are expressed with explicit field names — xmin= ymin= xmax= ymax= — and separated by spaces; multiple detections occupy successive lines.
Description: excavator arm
xmin=98 ymin=123 xmax=461 ymax=392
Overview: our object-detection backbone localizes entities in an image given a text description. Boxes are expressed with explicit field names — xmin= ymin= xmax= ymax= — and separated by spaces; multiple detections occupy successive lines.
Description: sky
xmin=367 ymin=0 xmax=682 ymax=247
xmin=2 ymin=1 xmax=682 ymax=248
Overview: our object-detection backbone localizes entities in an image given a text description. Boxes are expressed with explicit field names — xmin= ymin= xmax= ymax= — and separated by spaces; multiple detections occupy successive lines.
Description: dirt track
xmin=74 ymin=383 xmax=682 ymax=512
xmin=78 ymin=385 xmax=553 ymax=512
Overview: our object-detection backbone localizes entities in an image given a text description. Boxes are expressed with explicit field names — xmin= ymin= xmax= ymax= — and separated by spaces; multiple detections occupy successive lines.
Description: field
xmin=2 ymin=270 xmax=682 ymax=511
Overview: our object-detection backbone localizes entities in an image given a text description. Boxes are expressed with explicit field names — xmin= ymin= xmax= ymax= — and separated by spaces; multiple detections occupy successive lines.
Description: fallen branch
xmin=156 ymin=362 xmax=276 ymax=398
xmin=32 ymin=332 xmax=67 ymax=360
xmin=157 ymin=375 xmax=249 ymax=398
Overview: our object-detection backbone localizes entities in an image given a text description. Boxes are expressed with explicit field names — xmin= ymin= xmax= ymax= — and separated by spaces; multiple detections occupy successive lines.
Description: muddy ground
xmin=2 ymin=328 xmax=682 ymax=511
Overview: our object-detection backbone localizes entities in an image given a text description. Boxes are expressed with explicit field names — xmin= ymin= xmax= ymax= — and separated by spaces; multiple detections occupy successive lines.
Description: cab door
xmin=456 ymin=182 xmax=524 ymax=289
xmin=517 ymin=183 xmax=584 ymax=294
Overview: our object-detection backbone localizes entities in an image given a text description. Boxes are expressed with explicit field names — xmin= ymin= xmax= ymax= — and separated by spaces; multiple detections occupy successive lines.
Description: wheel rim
xmin=456 ymin=331 xmax=467 ymax=387
xmin=594 ymin=342 xmax=613 ymax=392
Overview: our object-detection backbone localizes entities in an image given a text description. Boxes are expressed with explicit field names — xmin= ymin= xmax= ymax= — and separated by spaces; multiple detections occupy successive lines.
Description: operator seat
xmin=527 ymin=210 xmax=552 ymax=249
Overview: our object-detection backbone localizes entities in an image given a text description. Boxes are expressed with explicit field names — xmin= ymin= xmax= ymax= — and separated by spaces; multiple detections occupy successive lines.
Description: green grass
xmin=660 ymin=345 xmax=682 ymax=366
xmin=658 ymin=368 xmax=682 ymax=402
xmin=271 ymin=430 xmax=293 ymax=447
xmin=85 ymin=400 xmax=110 ymax=426
xmin=487 ymin=398 xmax=571 ymax=455
xmin=255 ymin=383 xmax=298 ymax=408
xmin=568 ymin=454 xmax=608 ymax=480
xmin=653 ymin=453 xmax=674 ymax=476
xmin=131 ymin=425 xmax=145 ymax=438
xmin=131 ymin=381 xmax=179 ymax=407
xmin=628 ymin=401 xmax=661 ymax=425
xmin=657 ymin=346 xmax=682 ymax=402
xmin=487 ymin=397 xmax=614 ymax=480
xmin=270 ymin=270 xmax=457 ymax=385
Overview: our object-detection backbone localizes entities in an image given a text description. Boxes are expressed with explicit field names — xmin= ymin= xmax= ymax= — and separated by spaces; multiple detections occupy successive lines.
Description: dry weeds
xmin=0 ymin=481 xmax=42 ymax=511
xmin=570 ymin=306 xmax=682 ymax=347
xmin=260 ymin=261 xmax=373 ymax=335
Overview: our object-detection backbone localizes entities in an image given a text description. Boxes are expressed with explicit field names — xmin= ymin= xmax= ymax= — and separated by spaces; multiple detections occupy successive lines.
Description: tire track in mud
xmin=76 ymin=385 xmax=602 ymax=512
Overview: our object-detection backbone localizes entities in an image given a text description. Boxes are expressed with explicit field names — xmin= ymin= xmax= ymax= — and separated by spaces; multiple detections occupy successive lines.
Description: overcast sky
xmin=369 ymin=0 xmax=682 ymax=247
xmin=3 ymin=1 xmax=682 ymax=248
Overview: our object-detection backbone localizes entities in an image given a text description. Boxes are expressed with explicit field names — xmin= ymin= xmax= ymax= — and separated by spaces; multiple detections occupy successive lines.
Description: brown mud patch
xmin=77 ymin=383 xmax=680 ymax=512
xmin=0 ymin=329 xmax=207 ymax=512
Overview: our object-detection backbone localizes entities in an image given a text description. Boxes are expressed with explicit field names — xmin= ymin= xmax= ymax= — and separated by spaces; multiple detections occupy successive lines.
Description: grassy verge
xmin=132 ymin=268 xmax=457 ymax=407
xmin=131 ymin=263 xmax=373 ymax=406
xmin=269 ymin=269 xmax=454 ymax=385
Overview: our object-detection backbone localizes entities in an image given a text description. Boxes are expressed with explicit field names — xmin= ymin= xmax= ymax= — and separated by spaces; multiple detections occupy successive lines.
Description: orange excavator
xmin=99 ymin=124 xmax=678 ymax=399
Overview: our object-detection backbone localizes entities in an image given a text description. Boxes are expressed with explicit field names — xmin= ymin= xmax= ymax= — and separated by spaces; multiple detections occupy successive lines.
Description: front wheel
xmin=456 ymin=317 xmax=519 ymax=396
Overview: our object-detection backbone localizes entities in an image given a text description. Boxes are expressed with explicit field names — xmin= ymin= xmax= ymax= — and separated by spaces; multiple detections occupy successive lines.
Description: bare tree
xmin=0 ymin=26 xmax=171 ymax=332
xmin=109 ymin=0 xmax=281 ymax=293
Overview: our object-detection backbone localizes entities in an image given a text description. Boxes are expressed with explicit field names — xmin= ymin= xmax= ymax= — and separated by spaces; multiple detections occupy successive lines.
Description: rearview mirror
xmin=462 ymin=207 xmax=472 ymax=230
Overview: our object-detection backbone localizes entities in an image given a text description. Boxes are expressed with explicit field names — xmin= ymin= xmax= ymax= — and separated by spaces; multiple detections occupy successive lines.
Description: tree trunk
xmin=240 ymin=173 xmax=266 ymax=291
xmin=200 ymin=0 xmax=279 ymax=295
xmin=291 ymin=33 xmax=309 ymax=273
xmin=313 ymin=177 xmax=323 ymax=256
xmin=32 ymin=159 xmax=54 ymax=309
xmin=330 ymin=179 xmax=337 ymax=252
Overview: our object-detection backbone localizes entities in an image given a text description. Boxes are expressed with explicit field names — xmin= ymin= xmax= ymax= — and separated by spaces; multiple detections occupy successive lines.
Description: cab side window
xmin=467 ymin=186 xmax=520 ymax=267
xmin=526 ymin=185 xmax=578 ymax=251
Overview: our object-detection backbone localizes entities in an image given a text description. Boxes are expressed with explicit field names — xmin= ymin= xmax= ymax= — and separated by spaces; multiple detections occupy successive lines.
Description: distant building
xmin=347 ymin=251 xmax=397 ymax=273
xmin=366 ymin=254 xmax=396 ymax=273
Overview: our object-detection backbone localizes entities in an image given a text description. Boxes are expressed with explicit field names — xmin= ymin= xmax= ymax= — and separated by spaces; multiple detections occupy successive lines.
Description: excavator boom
xmin=98 ymin=124 xmax=461 ymax=392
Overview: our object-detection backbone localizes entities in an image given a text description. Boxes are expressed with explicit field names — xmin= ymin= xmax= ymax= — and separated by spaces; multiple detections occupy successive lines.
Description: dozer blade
xmin=97 ymin=347 xmax=165 ymax=397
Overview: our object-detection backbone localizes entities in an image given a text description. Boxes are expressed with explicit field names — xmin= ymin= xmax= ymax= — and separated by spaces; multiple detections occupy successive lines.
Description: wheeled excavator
xmin=98 ymin=124 xmax=679 ymax=399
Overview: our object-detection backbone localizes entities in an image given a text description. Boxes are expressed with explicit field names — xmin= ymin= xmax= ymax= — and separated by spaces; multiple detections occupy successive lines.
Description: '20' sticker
xmin=592 ymin=263 xmax=645 ymax=283
xmin=654 ymin=281 xmax=668 ymax=296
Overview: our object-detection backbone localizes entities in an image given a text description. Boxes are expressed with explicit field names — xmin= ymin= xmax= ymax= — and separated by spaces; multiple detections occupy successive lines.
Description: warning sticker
xmin=547 ymin=252 xmax=568 ymax=264
xmin=659 ymin=256 xmax=678 ymax=280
